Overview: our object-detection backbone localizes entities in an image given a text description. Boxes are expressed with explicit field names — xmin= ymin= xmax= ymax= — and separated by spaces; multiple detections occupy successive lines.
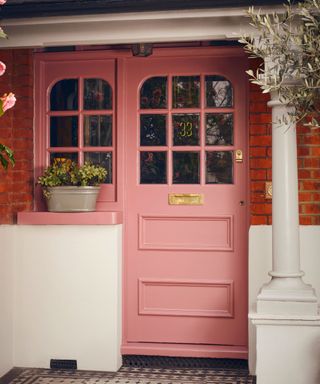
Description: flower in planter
xmin=38 ymin=158 xmax=107 ymax=198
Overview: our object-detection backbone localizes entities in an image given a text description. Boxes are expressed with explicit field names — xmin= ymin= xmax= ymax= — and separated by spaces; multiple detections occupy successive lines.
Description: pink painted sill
xmin=17 ymin=211 xmax=123 ymax=225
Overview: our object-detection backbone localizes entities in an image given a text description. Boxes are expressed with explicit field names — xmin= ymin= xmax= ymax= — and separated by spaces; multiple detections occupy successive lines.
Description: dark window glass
xmin=84 ymin=79 xmax=112 ymax=110
xmin=173 ymin=114 xmax=200 ymax=146
xmin=206 ymin=151 xmax=233 ymax=184
xmin=140 ymin=77 xmax=167 ymax=109
xmin=50 ymin=79 xmax=78 ymax=111
xmin=84 ymin=115 xmax=112 ymax=147
xmin=173 ymin=151 xmax=200 ymax=184
xmin=172 ymin=76 xmax=200 ymax=108
xmin=50 ymin=116 xmax=78 ymax=147
xmin=140 ymin=114 xmax=167 ymax=146
xmin=140 ymin=151 xmax=167 ymax=184
xmin=84 ymin=152 xmax=112 ymax=184
xmin=50 ymin=152 xmax=78 ymax=164
xmin=206 ymin=113 xmax=233 ymax=146
xmin=205 ymin=75 xmax=233 ymax=108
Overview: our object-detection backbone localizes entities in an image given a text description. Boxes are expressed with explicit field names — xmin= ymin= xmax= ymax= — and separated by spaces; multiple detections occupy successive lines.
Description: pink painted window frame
xmin=34 ymin=50 xmax=127 ymax=212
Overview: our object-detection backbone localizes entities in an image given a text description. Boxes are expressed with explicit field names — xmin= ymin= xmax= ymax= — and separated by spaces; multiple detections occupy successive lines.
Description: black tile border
xmin=0 ymin=368 xmax=24 ymax=384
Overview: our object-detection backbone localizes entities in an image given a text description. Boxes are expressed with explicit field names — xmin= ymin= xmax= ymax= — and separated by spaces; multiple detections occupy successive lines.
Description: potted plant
xmin=38 ymin=158 xmax=107 ymax=212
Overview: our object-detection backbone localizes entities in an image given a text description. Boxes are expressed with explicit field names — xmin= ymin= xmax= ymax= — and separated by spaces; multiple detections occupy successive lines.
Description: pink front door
xmin=123 ymin=47 xmax=249 ymax=357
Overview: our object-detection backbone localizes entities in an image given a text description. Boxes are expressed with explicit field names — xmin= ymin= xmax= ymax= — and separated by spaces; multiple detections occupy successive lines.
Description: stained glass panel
xmin=173 ymin=151 xmax=200 ymax=184
xmin=84 ymin=79 xmax=112 ymax=110
xmin=50 ymin=79 xmax=78 ymax=111
xmin=84 ymin=115 xmax=112 ymax=147
xmin=206 ymin=151 xmax=233 ymax=184
xmin=50 ymin=116 xmax=78 ymax=147
xmin=206 ymin=113 xmax=233 ymax=145
xmin=173 ymin=114 xmax=200 ymax=146
xmin=50 ymin=152 xmax=78 ymax=164
xmin=140 ymin=77 xmax=167 ymax=109
xmin=140 ymin=151 xmax=167 ymax=184
xmin=140 ymin=114 xmax=167 ymax=146
xmin=206 ymin=76 xmax=233 ymax=108
xmin=84 ymin=152 xmax=112 ymax=184
xmin=172 ymin=76 xmax=200 ymax=108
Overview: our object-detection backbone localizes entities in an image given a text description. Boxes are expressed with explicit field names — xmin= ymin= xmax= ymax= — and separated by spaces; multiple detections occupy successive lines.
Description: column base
xmin=257 ymin=276 xmax=318 ymax=315
xmin=250 ymin=313 xmax=320 ymax=384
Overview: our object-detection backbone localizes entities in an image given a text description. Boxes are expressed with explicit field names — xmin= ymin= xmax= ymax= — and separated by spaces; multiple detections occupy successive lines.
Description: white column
xmin=257 ymin=91 xmax=318 ymax=315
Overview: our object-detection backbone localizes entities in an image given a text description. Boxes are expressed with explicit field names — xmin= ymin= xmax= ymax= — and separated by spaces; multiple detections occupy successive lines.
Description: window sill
xmin=17 ymin=211 xmax=123 ymax=225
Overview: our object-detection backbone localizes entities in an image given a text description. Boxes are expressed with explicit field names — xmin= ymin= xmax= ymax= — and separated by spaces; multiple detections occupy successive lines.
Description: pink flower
xmin=0 ymin=0 xmax=7 ymax=5
xmin=0 ymin=93 xmax=16 ymax=112
xmin=0 ymin=61 xmax=6 ymax=76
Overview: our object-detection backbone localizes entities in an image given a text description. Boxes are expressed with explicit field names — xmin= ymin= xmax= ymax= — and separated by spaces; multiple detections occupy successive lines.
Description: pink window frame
xmin=34 ymin=50 xmax=127 ymax=212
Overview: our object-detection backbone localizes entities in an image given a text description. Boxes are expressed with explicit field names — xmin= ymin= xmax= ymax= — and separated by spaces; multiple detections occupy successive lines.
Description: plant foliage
xmin=38 ymin=158 xmax=107 ymax=197
xmin=239 ymin=0 xmax=320 ymax=127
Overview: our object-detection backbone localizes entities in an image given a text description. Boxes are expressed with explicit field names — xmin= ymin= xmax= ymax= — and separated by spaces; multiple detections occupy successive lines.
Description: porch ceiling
xmin=1 ymin=0 xmax=285 ymax=19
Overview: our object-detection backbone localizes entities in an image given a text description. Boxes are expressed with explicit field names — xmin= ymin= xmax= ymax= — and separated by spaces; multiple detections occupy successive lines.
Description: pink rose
xmin=0 ymin=93 xmax=16 ymax=112
xmin=0 ymin=0 xmax=7 ymax=5
xmin=0 ymin=61 xmax=6 ymax=76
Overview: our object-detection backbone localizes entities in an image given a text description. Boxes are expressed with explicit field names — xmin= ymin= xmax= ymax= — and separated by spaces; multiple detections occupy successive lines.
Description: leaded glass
xmin=140 ymin=77 xmax=167 ymax=109
xmin=206 ymin=151 xmax=233 ymax=184
xmin=84 ymin=79 xmax=112 ymax=110
xmin=206 ymin=76 xmax=233 ymax=108
xmin=206 ymin=113 xmax=233 ymax=145
xmin=173 ymin=151 xmax=200 ymax=184
xmin=50 ymin=116 xmax=78 ymax=147
xmin=50 ymin=79 xmax=78 ymax=111
xmin=173 ymin=114 xmax=200 ymax=146
xmin=50 ymin=152 xmax=78 ymax=164
xmin=140 ymin=114 xmax=167 ymax=146
xmin=172 ymin=76 xmax=200 ymax=108
xmin=84 ymin=115 xmax=112 ymax=147
xmin=84 ymin=152 xmax=112 ymax=184
xmin=140 ymin=151 xmax=167 ymax=184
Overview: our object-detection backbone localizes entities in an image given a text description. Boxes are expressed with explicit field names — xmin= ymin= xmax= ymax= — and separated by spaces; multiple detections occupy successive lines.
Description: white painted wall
xmin=0 ymin=225 xmax=122 ymax=374
xmin=1 ymin=223 xmax=319 ymax=377
xmin=249 ymin=225 xmax=320 ymax=375
xmin=0 ymin=227 xmax=14 ymax=378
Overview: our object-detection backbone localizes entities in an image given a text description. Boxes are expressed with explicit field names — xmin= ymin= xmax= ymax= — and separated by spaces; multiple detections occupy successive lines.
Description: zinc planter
xmin=46 ymin=186 xmax=100 ymax=212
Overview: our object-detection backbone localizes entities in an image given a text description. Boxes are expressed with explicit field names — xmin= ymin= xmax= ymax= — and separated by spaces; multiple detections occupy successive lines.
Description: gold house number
xmin=178 ymin=122 xmax=193 ymax=137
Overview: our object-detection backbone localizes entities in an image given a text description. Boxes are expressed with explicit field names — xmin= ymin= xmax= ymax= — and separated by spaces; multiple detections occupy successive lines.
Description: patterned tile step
xmin=2 ymin=366 xmax=255 ymax=384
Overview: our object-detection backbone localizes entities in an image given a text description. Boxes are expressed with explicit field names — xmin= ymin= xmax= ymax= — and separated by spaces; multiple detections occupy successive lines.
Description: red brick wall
xmin=0 ymin=51 xmax=318 ymax=225
xmin=0 ymin=49 xmax=34 ymax=224
xmin=249 ymin=59 xmax=320 ymax=225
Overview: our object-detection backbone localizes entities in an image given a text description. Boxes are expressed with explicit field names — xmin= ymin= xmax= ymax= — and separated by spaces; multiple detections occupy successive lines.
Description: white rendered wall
xmin=249 ymin=225 xmax=320 ymax=375
xmin=0 ymin=227 xmax=14 ymax=377
xmin=0 ymin=225 xmax=122 ymax=374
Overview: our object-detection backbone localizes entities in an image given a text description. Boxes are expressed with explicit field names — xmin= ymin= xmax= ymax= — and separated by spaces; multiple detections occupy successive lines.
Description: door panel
xmin=124 ymin=50 xmax=248 ymax=348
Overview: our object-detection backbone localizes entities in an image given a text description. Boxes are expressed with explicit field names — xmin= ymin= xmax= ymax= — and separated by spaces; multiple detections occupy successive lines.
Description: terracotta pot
xmin=46 ymin=186 xmax=100 ymax=212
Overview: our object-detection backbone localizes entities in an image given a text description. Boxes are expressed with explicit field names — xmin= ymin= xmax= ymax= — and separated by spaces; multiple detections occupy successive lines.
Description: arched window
xmin=48 ymin=78 xmax=113 ymax=184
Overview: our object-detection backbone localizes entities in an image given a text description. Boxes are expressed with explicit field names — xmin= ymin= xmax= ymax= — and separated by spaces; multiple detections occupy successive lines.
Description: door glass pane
xmin=84 ymin=152 xmax=112 ymax=184
xmin=206 ymin=113 xmax=233 ymax=146
xmin=50 ymin=152 xmax=78 ymax=164
xmin=206 ymin=151 xmax=233 ymax=184
xmin=84 ymin=115 xmax=112 ymax=147
xmin=140 ymin=77 xmax=167 ymax=109
xmin=140 ymin=114 xmax=167 ymax=146
xmin=172 ymin=76 xmax=200 ymax=108
xmin=140 ymin=151 xmax=167 ymax=184
xmin=173 ymin=151 xmax=200 ymax=184
xmin=50 ymin=79 xmax=78 ymax=111
xmin=84 ymin=79 xmax=112 ymax=110
xmin=205 ymin=75 xmax=233 ymax=108
xmin=50 ymin=116 xmax=78 ymax=147
xmin=173 ymin=114 xmax=200 ymax=146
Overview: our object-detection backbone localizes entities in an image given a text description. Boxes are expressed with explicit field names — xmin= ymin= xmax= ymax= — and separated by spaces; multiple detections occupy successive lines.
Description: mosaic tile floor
xmin=1 ymin=364 xmax=255 ymax=384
